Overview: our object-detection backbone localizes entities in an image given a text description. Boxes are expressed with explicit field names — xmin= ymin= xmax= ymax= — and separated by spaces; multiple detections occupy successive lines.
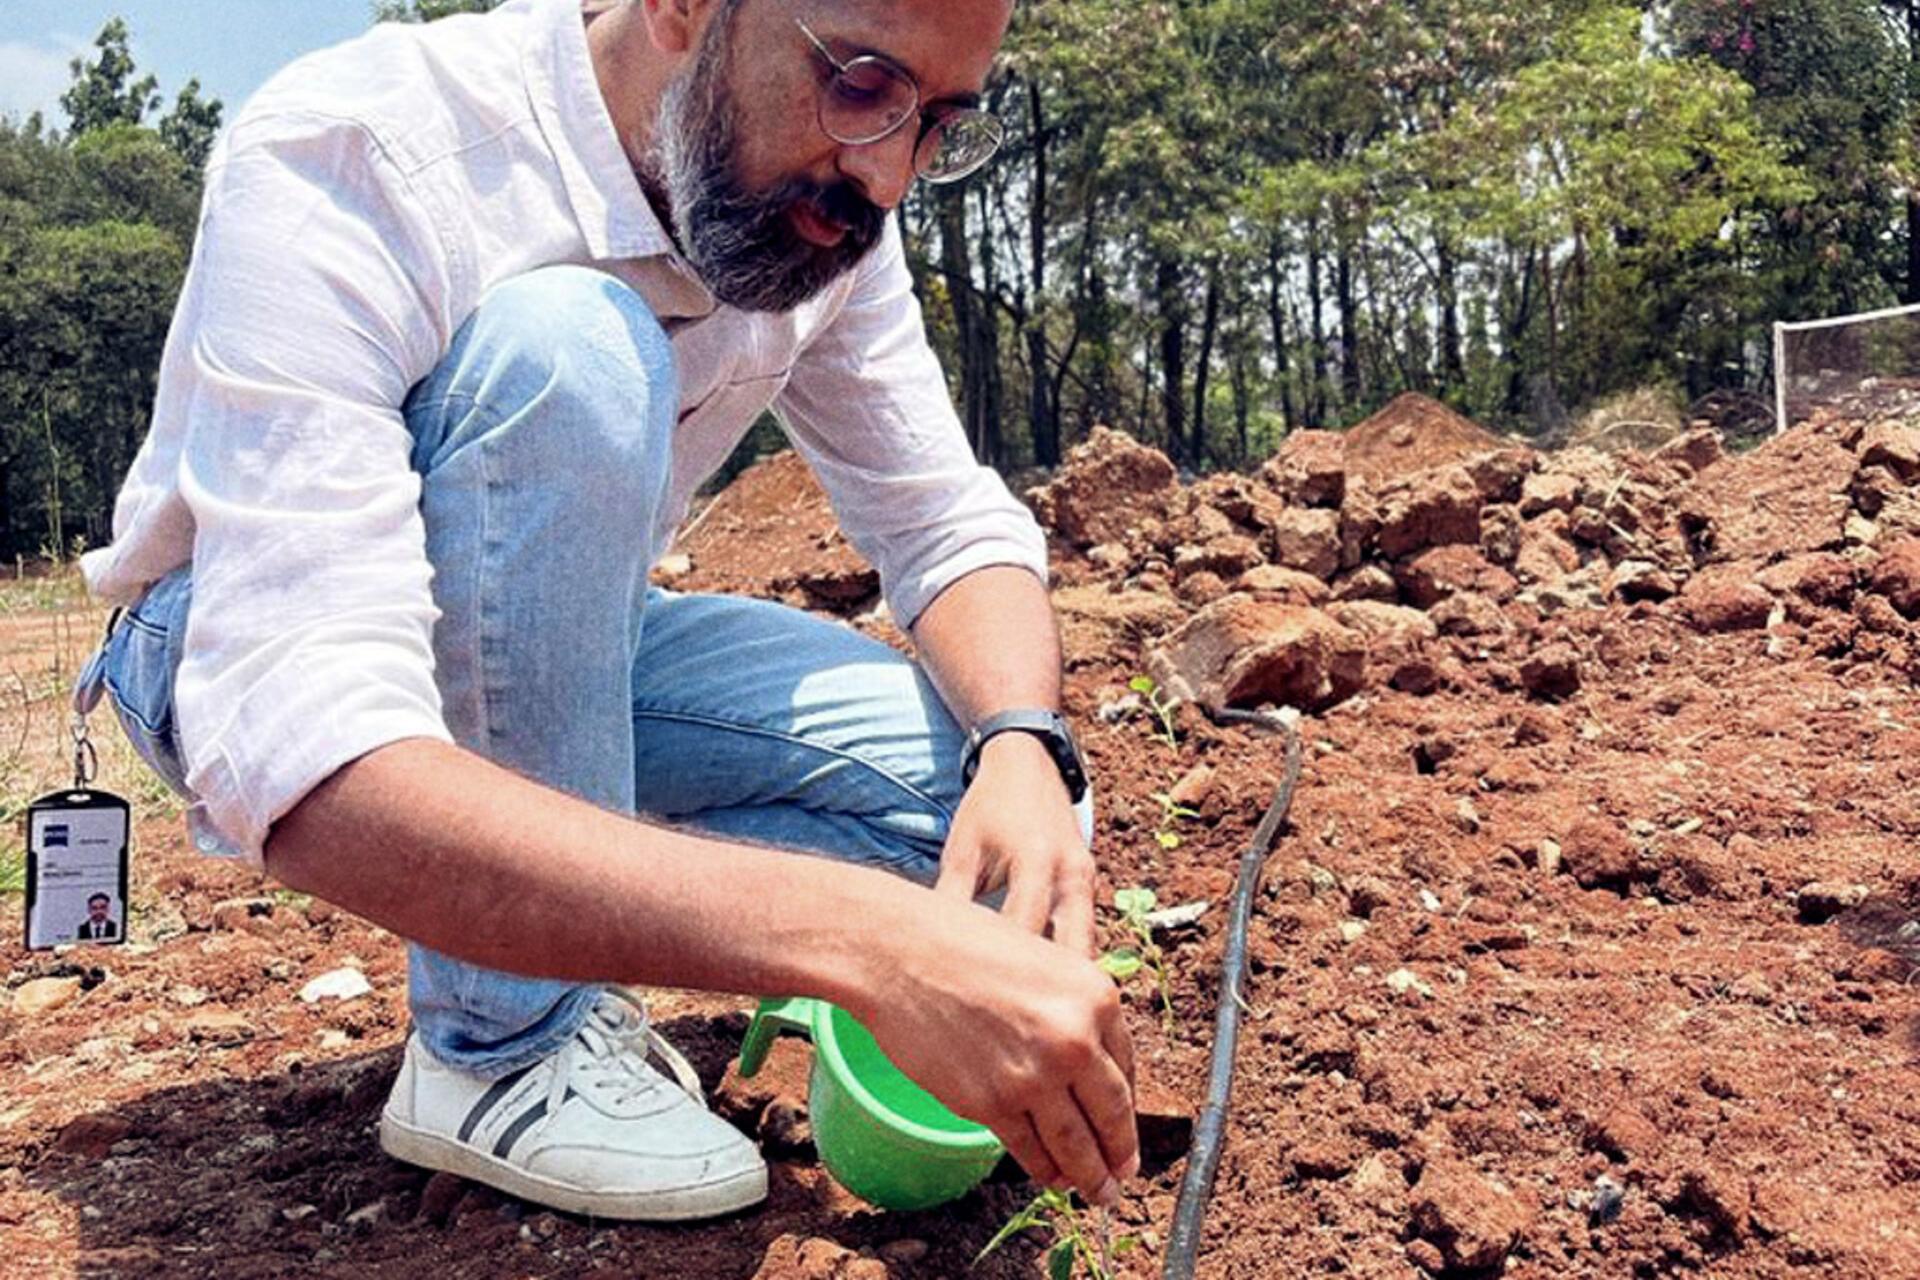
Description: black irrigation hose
xmin=1162 ymin=708 xmax=1303 ymax=1280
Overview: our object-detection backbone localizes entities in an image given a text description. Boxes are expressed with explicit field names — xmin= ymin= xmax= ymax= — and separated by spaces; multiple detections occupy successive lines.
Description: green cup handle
xmin=738 ymin=996 xmax=817 ymax=1077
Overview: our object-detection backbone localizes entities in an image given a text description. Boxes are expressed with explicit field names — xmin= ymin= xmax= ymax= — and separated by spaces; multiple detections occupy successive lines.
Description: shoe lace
xmin=548 ymin=987 xmax=705 ymax=1118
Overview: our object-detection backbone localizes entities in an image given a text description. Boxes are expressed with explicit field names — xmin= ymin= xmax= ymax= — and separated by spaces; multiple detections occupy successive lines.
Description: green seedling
xmin=975 ymin=1188 xmax=1138 ymax=1280
xmin=1148 ymin=790 xmax=1199 ymax=851
xmin=1127 ymin=675 xmax=1179 ymax=749
xmin=1098 ymin=886 xmax=1175 ymax=1030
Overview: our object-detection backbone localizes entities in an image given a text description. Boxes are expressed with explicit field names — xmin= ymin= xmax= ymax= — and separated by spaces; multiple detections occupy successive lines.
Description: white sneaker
xmin=379 ymin=988 xmax=768 ymax=1220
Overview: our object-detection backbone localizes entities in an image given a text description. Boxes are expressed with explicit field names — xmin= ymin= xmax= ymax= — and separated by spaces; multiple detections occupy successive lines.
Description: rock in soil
xmin=1408 ymin=1160 xmax=1532 ymax=1273
xmin=9 ymin=976 xmax=84 ymax=1017
xmin=1147 ymin=597 xmax=1364 ymax=714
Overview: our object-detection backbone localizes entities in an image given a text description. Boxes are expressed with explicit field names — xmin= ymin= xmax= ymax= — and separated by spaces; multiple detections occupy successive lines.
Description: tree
xmin=159 ymin=79 xmax=224 ymax=170
xmin=371 ymin=0 xmax=503 ymax=20
xmin=60 ymin=19 xmax=159 ymax=135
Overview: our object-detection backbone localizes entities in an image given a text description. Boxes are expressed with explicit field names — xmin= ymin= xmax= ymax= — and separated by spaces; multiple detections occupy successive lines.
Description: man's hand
xmin=851 ymin=893 xmax=1138 ymax=1204
xmin=936 ymin=731 xmax=1096 ymax=955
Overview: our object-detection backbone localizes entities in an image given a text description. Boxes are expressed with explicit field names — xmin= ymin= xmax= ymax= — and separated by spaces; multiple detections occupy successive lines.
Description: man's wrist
xmin=961 ymin=708 xmax=1087 ymax=802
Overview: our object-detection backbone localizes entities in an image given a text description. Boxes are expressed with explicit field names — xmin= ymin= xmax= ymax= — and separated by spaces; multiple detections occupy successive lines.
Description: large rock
xmin=1394 ymin=545 xmax=1518 ymax=608
xmin=1173 ymin=533 xmax=1263 ymax=581
xmin=1562 ymin=816 xmax=1639 ymax=890
xmin=1679 ymin=565 xmax=1774 ymax=633
xmin=1236 ymin=564 xmax=1330 ymax=605
xmin=1147 ymin=597 xmax=1365 ymax=713
xmin=1464 ymin=448 xmax=1536 ymax=505
xmin=1327 ymin=600 xmax=1438 ymax=644
xmin=1867 ymin=536 xmax=1920 ymax=618
xmin=1858 ymin=422 xmax=1920 ymax=483
xmin=1652 ymin=427 xmax=1726 ymax=475
xmin=1409 ymin=1160 xmax=1533 ymax=1274
xmin=1479 ymin=503 xmax=1523 ymax=565
xmin=10 ymin=976 xmax=84 ymax=1017
xmin=1375 ymin=466 xmax=1483 ymax=559
xmin=1027 ymin=426 xmax=1178 ymax=547
xmin=1519 ymin=472 xmax=1580 ymax=517
xmin=1260 ymin=430 xmax=1347 ymax=508
xmin=1268 ymin=507 xmax=1342 ymax=580
xmin=1755 ymin=552 xmax=1856 ymax=609
xmin=1513 ymin=520 xmax=1581 ymax=586
xmin=1052 ymin=586 xmax=1189 ymax=664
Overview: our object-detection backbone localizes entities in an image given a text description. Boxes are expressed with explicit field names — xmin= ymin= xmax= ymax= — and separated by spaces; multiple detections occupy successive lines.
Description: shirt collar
xmin=521 ymin=0 xmax=681 ymax=266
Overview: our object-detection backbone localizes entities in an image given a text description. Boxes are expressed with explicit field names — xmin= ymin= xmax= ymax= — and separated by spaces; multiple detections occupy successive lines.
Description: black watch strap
xmin=960 ymin=709 xmax=1089 ymax=803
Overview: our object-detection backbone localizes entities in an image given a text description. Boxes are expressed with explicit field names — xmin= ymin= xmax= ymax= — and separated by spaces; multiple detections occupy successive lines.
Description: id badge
xmin=24 ymin=789 xmax=130 ymax=949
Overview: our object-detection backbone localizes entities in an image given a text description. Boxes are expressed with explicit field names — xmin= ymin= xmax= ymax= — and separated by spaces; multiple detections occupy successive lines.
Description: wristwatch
xmin=960 ymin=709 xmax=1089 ymax=803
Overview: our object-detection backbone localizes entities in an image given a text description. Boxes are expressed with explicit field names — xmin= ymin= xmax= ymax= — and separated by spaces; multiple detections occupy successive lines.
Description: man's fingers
xmin=933 ymin=848 xmax=979 ymax=900
xmin=993 ymin=1114 xmax=1064 ymax=1190
xmin=1033 ymin=1094 xmax=1120 ymax=1206
xmin=1000 ymin=861 xmax=1052 ymax=934
xmin=1100 ymin=1001 xmax=1136 ymax=1100
xmin=1072 ymin=1059 xmax=1141 ymax=1182
xmin=1051 ymin=876 xmax=1096 ymax=957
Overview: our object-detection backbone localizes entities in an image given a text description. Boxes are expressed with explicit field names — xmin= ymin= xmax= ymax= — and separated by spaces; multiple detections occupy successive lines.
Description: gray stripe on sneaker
xmin=492 ymin=1087 xmax=576 ymax=1160
xmin=458 ymin=1064 xmax=536 ymax=1144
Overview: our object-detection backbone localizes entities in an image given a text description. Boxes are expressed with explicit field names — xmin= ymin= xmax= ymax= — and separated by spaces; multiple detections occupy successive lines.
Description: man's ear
xmin=640 ymin=0 xmax=723 ymax=56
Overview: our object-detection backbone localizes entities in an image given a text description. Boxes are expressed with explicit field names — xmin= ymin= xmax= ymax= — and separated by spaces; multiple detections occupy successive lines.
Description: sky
xmin=0 ymin=2 xmax=376 ymax=126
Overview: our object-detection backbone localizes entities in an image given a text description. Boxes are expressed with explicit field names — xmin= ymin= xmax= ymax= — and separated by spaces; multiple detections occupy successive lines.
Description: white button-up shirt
xmin=79 ymin=0 xmax=1046 ymax=864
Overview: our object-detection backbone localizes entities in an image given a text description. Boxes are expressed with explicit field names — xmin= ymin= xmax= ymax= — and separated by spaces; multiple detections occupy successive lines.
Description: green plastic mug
xmin=738 ymin=996 xmax=1004 ymax=1210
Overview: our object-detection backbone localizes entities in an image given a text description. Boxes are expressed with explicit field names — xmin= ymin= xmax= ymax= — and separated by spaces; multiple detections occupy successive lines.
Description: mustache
xmin=778 ymin=176 xmax=887 ymax=243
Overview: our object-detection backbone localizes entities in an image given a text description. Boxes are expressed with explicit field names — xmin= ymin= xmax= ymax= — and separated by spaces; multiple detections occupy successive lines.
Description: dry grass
xmin=1568 ymin=384 xmax=1690 ymax=453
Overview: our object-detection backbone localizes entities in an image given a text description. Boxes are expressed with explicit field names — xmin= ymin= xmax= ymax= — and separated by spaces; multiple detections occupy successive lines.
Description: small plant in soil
xmin=1098 ymin=886 xmax=1175 ymax=1030
xmin=975 ymin=1188 xmax=1137 ymax=1279
xmin=1127 ymin=674 xmax=1179 ymax=749
xmin=1148 ymin=789 xmax=1200 ymax=851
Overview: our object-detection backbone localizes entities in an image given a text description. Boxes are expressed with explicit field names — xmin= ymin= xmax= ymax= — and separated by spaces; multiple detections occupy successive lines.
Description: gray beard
xmin=651 ymin=15 xmax=885 ymax=313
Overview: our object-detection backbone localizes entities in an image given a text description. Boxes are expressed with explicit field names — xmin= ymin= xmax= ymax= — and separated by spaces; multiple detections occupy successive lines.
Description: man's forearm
xmin=266 ymin=737 xmax=913 ymax=1016
xmin=910 ymin=563 xmax=1062 ymax=727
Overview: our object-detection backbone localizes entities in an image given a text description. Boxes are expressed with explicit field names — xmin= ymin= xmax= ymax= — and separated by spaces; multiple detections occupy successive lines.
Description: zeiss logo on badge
xmin=43 ymin=823 xmax=69 ymax=848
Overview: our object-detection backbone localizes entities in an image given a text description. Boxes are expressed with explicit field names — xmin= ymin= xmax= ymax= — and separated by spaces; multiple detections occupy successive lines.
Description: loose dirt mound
xmin=1342 ymin=392 xmax=1511 ymax=485
xmin=6 ymin=404 xmax=1920 ymax=1279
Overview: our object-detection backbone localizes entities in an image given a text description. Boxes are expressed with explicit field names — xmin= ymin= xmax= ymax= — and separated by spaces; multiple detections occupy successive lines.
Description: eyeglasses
xmin=795 ymin=18 xmax=1003 ymax=185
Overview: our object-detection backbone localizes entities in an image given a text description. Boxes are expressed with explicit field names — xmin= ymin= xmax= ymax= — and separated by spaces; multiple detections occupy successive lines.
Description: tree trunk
xmin=1307 ymin=226 xmax=1328 ymax=426
xmin=1337 ymin=238 xmax=1360 ymax=411
xmin=1190 ymin=267 xmax=1220 ymax=468
xmin=1265 ymin=242 xmax=1297 ymax=431
xmin=938 ymin=188 xmax=999 ymax=464
xmin=1436 ymin=234 xmax=1464 ymax=389
xmin=1229 ymin=339 xmax=1250 ymax=463
xmin=1024 ymin=80 xmax=1060 ymax=465
xmin=1156 ymin=256 xmax=1187 ymax=464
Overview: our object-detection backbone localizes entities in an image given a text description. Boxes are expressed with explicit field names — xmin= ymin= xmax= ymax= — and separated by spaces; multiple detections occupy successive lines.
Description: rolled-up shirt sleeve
xmin=169 ymin=113 xmax=457 ymax=863
xmin=773 ymin=222 xmax=1047 ymax=630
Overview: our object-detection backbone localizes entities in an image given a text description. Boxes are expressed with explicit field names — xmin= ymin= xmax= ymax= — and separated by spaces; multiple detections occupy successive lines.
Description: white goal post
xmin=1775 ymin=301 xmax=1920 ymax=435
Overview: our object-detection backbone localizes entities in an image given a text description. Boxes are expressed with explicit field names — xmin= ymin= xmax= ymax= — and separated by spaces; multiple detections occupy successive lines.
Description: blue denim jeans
xmin=78 ymin=265 xmax=1054 ymax=1076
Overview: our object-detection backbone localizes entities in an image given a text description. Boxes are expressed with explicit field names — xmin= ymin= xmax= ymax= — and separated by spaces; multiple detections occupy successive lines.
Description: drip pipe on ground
xmin=1161 ymin=707 xmax=1303 ymax=1280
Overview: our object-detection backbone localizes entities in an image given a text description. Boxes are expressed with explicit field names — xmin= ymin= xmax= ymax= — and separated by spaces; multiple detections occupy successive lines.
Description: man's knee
xmin=468 ymin=265 xmax=675 ymax=405
xmin=413 ymin=265 xmax=678 ymax=483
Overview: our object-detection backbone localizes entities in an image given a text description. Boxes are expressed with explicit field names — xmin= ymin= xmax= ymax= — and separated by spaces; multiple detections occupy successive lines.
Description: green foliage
xmin=976 ymin=1187 xmax=1136 ymax=1279
xmin=0 ymin=844 xmax=24 ymax=895
xmin=371 ymin=0 xmax=505 ymax=20
xmin=1148 ymin=792 xmax=1199 ymax=850
xmin=158 ymin=79 xmax=224 ymax=171
xmin=906 ymin=0 xmax=1917 ymax=463
xmin=60 ymin=19 xmax=158 ymax=135
xmin=1127 ymin=675 xmax=1179 ymax=749
xmin=0 ymin=21 xmax=211 ymax=559
xmin=1100 ymin=885 xmax=1175 ymax=1030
